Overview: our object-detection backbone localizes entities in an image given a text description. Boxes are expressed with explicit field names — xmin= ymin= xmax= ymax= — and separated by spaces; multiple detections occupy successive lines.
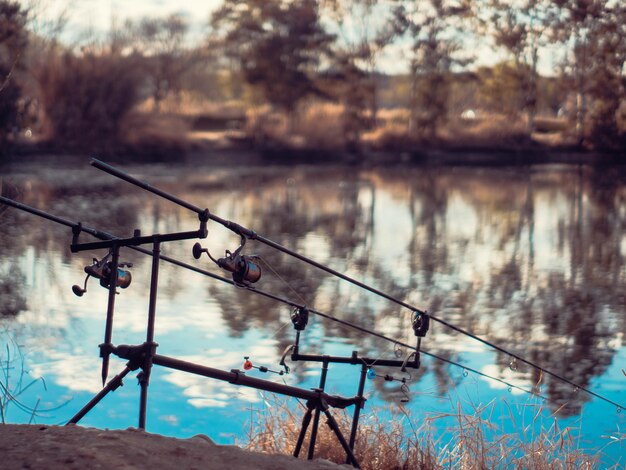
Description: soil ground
xmin=0 ymin=424 xmax=346 ymax=470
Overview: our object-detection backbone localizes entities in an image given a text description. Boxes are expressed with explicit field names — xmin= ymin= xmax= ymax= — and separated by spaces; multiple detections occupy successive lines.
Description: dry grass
xmin=124 ymin=100 xmax=579 ymax=155
xmin=118 ymin=112 xmax=192 ymax=159
xmin=363 ymin=109 xmax=543 ymax=151
xmin=137 ymin=93 xmax=246 ymax=120
xmin=440 ymin=113 xmax=534 ymax=149
xmin=244 ymin=103 xmax=347 ymax=150
xmin=244 ymin=396 xmax=604 ymax=470
xmin=533 ymin=116 xmax=570 ymax=134
xmin=245 ymin=397 xmax=439 ymax=469
xmin=295 ymin=103 xmax=346 ymax=150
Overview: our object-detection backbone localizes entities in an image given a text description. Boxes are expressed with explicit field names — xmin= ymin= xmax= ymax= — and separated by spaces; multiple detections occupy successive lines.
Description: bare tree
xmin=477 ymin=0 xmax=556 ymax=134
xmin=393 ymin=0 xmax=473 ymax=141
xmin=323 ymin=0 xmax=396 ymax=125
xmin=131 ymin=13 xmax=194 ymax=111
xmin=0 ymin=1 xmax=28 ymax=146
xmin=553 ymin=0 xmax=606 ymax=145
xmin=583 ymin=3 xmax=626 ymax=147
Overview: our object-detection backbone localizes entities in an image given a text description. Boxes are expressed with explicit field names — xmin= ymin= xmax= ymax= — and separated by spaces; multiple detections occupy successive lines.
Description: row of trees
xmin=209 ymin=0 xmax=625 ymax=147
xmin=0 ymin=0 xmax=625 ymax=154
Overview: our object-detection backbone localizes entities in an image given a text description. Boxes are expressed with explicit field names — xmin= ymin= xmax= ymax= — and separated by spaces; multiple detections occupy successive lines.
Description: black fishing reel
xmin=72 ymin=252 xmax=132 ymax=297
xmin=193 ymin=234 xmax=261 ymax=285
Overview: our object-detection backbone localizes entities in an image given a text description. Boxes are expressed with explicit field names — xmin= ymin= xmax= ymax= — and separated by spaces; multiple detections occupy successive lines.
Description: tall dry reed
xmin=244 ymin=396 xmax=605 ymax=469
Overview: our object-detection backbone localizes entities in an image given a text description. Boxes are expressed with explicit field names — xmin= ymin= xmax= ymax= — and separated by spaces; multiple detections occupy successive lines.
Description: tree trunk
xmin=408 ymin=65 xmax=418 ymax=136
xmin=575 ymin=88 xmax=585 ymax=145
xmin=526 ymin=45 xmax=539 ymax=134
xmin=574 ymin=34 xmax=587 ymax=146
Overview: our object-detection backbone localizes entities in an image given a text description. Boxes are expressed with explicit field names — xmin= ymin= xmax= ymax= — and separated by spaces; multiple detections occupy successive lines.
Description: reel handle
xmin=192 ymin=242 xmax=209 ymax=260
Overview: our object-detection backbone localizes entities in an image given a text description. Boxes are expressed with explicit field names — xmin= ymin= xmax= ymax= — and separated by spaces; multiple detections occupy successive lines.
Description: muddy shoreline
xmin=4 ymin=138 xmax=625 ymax=169
xmin=0 ymin=424 xmax=345 ymax=470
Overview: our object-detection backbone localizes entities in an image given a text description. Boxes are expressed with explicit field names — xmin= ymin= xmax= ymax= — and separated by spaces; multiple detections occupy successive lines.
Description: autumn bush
xmin=36 ymin=51 xmax=144 ymax=152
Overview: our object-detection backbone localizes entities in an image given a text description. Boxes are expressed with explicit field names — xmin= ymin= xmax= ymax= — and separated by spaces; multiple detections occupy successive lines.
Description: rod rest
xmin=290 ymin=350 xmax=421 ymax=370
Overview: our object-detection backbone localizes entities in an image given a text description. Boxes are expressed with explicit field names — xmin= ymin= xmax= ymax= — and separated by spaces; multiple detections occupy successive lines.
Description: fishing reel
xmin=72 ymin=252 xmax=132 ymax=297
xmin=192 ymin=234 xmax=261 ymax=286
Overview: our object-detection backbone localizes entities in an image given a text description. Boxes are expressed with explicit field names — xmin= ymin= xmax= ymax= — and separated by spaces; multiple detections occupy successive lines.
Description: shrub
xmin=0 ymin=0 xmax=28 ymax=149
xmin=37 ymin=51 xmax=143 ymax=152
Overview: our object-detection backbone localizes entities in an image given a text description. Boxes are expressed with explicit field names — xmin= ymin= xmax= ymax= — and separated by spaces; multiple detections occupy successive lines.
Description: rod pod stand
xmin=6 ymin=195 xmax=626 ymax=416
xmin=68 ymin=211 xmax=209 ymax=430
xmin=282 ymin=307 xmax=426 ymax=463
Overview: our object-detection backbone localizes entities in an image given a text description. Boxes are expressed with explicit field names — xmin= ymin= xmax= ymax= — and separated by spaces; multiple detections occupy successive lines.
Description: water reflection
xmin=0 ymin=163 xmax=625 ymax=431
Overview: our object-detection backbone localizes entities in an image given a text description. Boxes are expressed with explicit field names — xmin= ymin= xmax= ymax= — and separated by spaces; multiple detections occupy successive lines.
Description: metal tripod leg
xmin=67 ymin=366 xmax=132 ymax=425
xmin=307 ymin=404 xmax=323 ymax=460
xmin=294 ymin=403 xmax=314 ymax=458
xmin=346 ymin=364 xmax=368 ymax=463
xmin=137 ymin=239 xmax=160 ymax=430
xmin=323 ymin=408 xmax=361 ymax=468
xmin=306 ymin=362 xmax=329 ymax=460
xmin=293 ymin=398 xmax=361 ymax=469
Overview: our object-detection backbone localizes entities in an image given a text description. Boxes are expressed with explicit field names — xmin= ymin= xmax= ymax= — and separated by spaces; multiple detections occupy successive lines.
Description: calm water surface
xmin=1 ymin=159 xmax=625 ymax=465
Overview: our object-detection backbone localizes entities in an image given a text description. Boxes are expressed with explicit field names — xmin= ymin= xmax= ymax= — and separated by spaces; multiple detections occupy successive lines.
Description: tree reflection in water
xmin=0 ymin=163 xmax=625 ymax=416
xmin=0 ymin=181 xmax=28 ymax=317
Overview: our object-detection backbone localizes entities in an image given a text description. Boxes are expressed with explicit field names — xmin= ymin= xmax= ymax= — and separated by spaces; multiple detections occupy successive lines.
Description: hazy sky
xmin=36 ymin=0 xmax=417 ymax=73
xmin=31 ymin=0 xmax=222 ymax=39
xmin=28 ymin=0 xmax=558 ymax=75
xmin=84 ymin=0 xmax=222 ymax=30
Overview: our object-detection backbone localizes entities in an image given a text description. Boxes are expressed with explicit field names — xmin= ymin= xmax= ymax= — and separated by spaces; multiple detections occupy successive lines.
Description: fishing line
xmin=256 ymin=255 xmax=309 ymax=310
xmin=229 ymin=285 xmax=624 ymax=411
xmin=89 ymin=159 xmax=618 ymax=412
xmin=2 ymin=194 xmax=623 ymax=412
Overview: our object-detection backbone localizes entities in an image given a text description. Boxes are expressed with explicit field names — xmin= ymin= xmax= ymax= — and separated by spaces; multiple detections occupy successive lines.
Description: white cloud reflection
xmin=30 ymin=351 xmax=103 ymax=394
xmin=480 ymin=364 xmax=531 ymax=396
xmin=160 ymin=340 xmax=290 ymax=409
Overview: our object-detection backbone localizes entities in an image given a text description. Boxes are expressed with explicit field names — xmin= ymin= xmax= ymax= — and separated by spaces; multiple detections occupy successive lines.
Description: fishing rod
xmin=89 ymin=159 xmax=626 ymax=412
xmin=1 ymin=195 xmax=622 ymax=411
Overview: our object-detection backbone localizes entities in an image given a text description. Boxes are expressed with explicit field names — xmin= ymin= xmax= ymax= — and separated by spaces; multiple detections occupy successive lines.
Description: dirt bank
xmin=0 ymin=424 xmax=345 ymax=470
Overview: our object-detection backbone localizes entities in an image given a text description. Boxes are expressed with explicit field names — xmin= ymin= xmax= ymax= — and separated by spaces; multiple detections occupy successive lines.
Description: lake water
xmin=1 ymin=158 xmax=625 ymax=466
